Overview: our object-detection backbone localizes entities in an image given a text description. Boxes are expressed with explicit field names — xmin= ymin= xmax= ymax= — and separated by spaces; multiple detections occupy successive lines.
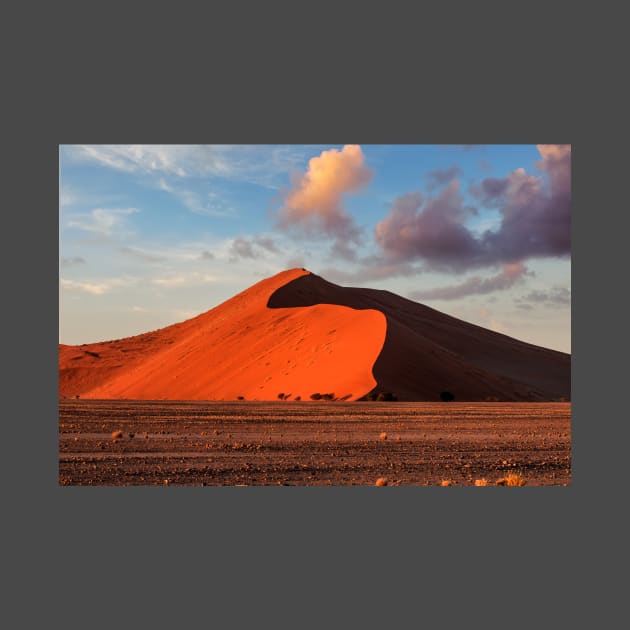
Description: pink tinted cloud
xmin=277 ymin=145 xmax=372 ymax=254
xmin=375 ymin=145 xmax=571 ymax=271
xmin=375 ymin=182 xmax=482 ymax=270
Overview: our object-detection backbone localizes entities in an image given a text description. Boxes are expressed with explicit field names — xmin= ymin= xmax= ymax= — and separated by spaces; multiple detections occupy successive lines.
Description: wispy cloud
xmin=66 ymin=145 xmax=312 ymax=189
xmin=65 ymin=207 xmax=139 ymax=237
xmin=60 ymin=276 xmax=137 ymax=295
xmin=118 ymin=246 xmax=167 ymax=263
xmin=157 ymin=178 xmax=236 ymax=217
xmin=59 ymin=188 xmax=79 ymax=209
xmin=409 ymin=262 xmax=531 ymax=301
xmin=516 ymin=286 xmax=571 ymax=309
xmin=150 ymin=272 xmax=217 ymax=288
xmin=60 ymin=256 xmax=86 ymax=267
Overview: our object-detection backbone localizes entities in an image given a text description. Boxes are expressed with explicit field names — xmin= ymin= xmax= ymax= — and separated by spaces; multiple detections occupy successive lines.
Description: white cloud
xmin=60 ymin=276 xmax=138 ymax=295
xmin=67 ymin=144 xmax=313 ymax=188
xmin=158 ymin=177 xmax=236 ymax=217
xmin=59 ymin=188 xmax=78 ymax=209
xmin=150 ymin=272 xmax=217 ymax=288
xmin=65 ymin=207 xmax=139 ymax=237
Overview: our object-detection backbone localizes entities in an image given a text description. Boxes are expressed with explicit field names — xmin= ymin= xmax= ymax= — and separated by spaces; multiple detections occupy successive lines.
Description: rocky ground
xmin=59 ymin=400 xmax=571 ymax=486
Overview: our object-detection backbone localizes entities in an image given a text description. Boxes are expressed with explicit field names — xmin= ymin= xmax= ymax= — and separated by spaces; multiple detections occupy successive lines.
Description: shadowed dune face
xmin=60 ymin=269 xmax=387 ymax=401
xmin=267 ymin=273 xmax=570 ymax=401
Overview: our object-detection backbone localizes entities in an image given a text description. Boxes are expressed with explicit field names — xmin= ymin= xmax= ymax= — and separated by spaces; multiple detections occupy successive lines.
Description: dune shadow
xmin=267 ymin=273 xmax=571 ymax=402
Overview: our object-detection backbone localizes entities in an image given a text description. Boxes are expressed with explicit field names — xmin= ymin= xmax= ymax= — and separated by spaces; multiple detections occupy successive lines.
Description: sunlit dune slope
xmin=60 ymin=267 xmax=570 ymax=402
xmin=60 ymin=268 xmax=386 ymax=401
xmin=267 ymin=272 xmax=571 ymax=401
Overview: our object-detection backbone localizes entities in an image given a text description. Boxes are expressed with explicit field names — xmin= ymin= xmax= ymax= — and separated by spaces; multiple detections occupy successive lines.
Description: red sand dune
xmin=59 ymin=268 xmax=570 ymax=401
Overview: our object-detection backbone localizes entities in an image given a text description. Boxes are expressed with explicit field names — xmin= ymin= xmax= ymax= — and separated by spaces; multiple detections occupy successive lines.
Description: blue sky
xmin=59 ymin=144 xmax=571 ymax=352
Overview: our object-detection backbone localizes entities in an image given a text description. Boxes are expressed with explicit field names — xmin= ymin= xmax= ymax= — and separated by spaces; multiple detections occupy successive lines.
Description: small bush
xmin=237 ymin=396 xmax=245 ymax=400
xmin=496 ymin=472 xmax=527 ymax=486
xmin=440 ymin=391 xmax=455 ymax=402
xmin=474 ymin=478 xmax=490 ymax=486
xmin=322 ymin=392 xmax=334 ymax=400
xmin=376 ymin=391 xmax=397 ymax=402
xmin=277 ymin=392 xmax=285 ymax=400
xmin=375 ymin=477 xmax=388 ymax=486
xmin=294 ymin=396 xmax=301 ymax=401
xmin=310 ymin=393 xmax=322 ymax=400
xmin=364 ymin=390 xmax=397 ymax=401
xmin=440 ymin=480 xmax=453 ymax=486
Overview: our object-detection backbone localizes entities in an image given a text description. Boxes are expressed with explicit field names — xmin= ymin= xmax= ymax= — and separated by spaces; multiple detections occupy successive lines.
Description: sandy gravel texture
xmin=59 ymin=400 xmax=571 ymax=486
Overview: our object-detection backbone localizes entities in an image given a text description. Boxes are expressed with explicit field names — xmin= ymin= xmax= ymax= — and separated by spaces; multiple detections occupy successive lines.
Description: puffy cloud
xmin=230 ymin=237 xmax=257 ymax=259
xmin=228 ymin=236 xmax=279 ymax=260
xmin=253 ymin=236 xmax=278 ymax=253
xmin=277 ymin=145 xmax=372 ymax=255
xmin=375 ymin=145 xmax=571 ymax=271
xmin=375 ymin=183 xmax=482 ymax=271
xmin=478 ymin=144 xmax=571 ymax=261
xmin=409 ymin=262 xmax=530 ymax=301
xmin=427 ymin=165 xmax=463 ymax=187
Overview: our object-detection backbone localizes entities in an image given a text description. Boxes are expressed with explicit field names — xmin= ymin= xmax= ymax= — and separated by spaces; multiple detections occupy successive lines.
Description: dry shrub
xmin=111 ymin=430 xmax=123 ymax=440
xmin=375 ymin=477 xmax=388 ymax=486
xmin=440 ymin=480 xmax=453 ymax=486
xmin=379 ymin=432 xmax=387 ymax=440
xmin=496 ymin=472 xmax=528 ymax=486
xmin=474 ymin=478 xmax=490 ymax=486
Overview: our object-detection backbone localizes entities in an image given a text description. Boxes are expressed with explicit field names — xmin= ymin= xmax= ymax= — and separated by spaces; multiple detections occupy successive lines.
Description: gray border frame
xmin=7 ymin=2 xmax=621 ymax=628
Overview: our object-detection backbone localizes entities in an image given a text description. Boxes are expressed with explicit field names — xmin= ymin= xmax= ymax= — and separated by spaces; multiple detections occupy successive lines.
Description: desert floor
xmin=59 ymin=400 xmax=571 ymax=486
